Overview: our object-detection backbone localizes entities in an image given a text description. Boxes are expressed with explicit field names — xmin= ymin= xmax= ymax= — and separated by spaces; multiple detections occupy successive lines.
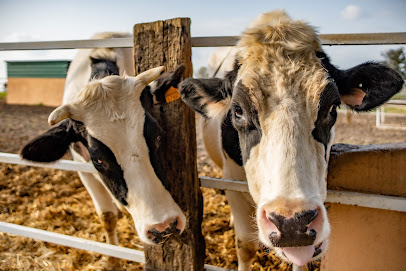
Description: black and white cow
xmin=179 ymin=11 xmax=404 ymax=270
xmin=20 ymin=32 xmax=187 ymax=269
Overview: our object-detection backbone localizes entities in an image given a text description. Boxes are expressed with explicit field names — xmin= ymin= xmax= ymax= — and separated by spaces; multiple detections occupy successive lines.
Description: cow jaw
xmin=123 ymin=158 xmax=186 ymax=244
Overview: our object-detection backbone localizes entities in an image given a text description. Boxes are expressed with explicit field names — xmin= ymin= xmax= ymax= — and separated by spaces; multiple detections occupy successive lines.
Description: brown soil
xmin=0 ymin=99 xmax=405 ymax=270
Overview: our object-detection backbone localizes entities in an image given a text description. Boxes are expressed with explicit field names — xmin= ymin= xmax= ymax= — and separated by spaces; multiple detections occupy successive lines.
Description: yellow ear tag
xmin=165 ymin=86 xmax=180 ymax=103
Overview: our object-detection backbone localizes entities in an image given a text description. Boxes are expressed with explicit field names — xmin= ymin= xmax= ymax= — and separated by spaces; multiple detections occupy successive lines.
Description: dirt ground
xmin=0 ymin=99 xmax=405 ymax=270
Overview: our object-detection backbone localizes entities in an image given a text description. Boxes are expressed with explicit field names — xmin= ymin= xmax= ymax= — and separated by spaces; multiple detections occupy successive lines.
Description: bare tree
xmin=196 ymin=66 xmax=209 ymax=78
xmin=381 ymin=47 xmax=406 ymax=79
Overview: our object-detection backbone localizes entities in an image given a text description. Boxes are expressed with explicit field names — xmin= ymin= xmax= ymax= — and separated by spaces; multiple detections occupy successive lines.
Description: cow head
xmin=179 ymin=11 xmax=403 ymax=266
xmin=20 ymin=65 xmax=187 ymax=245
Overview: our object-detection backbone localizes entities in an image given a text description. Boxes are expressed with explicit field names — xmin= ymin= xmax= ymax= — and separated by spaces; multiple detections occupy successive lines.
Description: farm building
xmin=6 ymin=60 xmax=70 ymax=107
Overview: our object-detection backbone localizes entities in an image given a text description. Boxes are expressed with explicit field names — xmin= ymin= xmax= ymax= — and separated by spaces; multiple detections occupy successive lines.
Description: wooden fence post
xmin=133 ymin=18 xmax=205 ymax=270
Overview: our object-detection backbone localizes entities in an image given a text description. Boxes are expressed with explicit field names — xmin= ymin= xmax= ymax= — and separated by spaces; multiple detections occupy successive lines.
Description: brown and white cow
xmin=20 ymin=32 xmax=187 ymax=269
xmin=179 ymin=11 xmax=404 ymax=270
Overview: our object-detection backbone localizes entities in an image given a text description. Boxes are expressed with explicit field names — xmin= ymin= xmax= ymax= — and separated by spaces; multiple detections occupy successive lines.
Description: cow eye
xmin=234 ymin=105 xmax=244 ymax=119
xmin=329 ymin=104 xmax=338 ymax=117
xmin=94 ymin=159 xmax=103 ymax=166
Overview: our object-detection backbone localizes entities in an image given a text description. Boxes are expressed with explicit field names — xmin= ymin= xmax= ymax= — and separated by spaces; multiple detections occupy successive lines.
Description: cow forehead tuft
xmin=236 ymin=11 xmax=321 ymax=65
xmin=235 ymin=65 xmax=329 ymax=115
xmin=232 ymin=14 xmax=330 ymax=114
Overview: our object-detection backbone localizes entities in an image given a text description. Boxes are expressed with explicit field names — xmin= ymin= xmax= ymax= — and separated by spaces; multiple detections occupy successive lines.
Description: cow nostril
xmin=309 ymin=229 xmax=317 ymax=238
xmin=296 ymin=209 xmax=318 ymax=225
xmin=168 ymin=218 xmax=178 ymax=230
xmin=148 ymin=228 xmax=160 ymax=236
xmin=269 ymin=231 xmax=281 ymax=247
xmin=268 ymin=212 xmax=282 ymax=229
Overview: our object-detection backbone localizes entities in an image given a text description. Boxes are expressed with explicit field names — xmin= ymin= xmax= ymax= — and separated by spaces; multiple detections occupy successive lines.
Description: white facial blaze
xmin=242 ymin=94 xmax=331 ymax=249
xmin=246 ymin=99 xmax=323 ymax=201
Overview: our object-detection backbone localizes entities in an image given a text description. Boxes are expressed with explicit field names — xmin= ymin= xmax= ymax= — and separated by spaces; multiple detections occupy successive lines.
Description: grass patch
xmin=0 ymin=92 xmax=6 ymax=100
xmin=384 ymin=106 xmax=406 ymax=114
xmin=393 ymin=94 xmax=406 ymax=100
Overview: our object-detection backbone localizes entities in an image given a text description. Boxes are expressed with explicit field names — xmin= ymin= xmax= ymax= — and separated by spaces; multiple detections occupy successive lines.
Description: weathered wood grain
xmin=133 ymin=18 xmax=205 ymax=271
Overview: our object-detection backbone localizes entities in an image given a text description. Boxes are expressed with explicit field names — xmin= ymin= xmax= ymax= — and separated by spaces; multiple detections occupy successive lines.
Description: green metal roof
xmin=6 ymin=60 xmax=71 ymax=78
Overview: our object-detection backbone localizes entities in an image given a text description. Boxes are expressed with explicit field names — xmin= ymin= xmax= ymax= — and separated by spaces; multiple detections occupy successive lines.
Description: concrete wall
xmin=6 ymin=78 xmax=65 ymax=107
xmin=322 ymin=143 xmax=406 ymax=271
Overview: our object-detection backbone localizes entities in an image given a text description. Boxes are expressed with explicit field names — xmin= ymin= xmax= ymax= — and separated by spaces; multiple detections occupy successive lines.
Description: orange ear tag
xmin=165 ymin=86 xmax=181 ymax=103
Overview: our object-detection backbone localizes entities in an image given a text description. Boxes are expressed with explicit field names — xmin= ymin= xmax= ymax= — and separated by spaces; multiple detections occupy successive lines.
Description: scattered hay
xmin=0 ymin=162 xmax=303 ymax=270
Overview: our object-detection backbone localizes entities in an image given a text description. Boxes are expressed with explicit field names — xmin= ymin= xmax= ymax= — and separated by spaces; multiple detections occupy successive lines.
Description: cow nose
xmin=268 ymin=209 xmax=318 ymax=247
xmin=146 ymin=217 xmax=182 ymax=244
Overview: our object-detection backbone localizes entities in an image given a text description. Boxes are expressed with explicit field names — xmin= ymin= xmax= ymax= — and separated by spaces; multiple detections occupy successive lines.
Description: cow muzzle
xmin=144 ymin=216 xmax=185 ymax=244
xmin=268 ymin=209 xmax=318 ymax=247
xmin=258 ymin=199 xmax=329 ymax=266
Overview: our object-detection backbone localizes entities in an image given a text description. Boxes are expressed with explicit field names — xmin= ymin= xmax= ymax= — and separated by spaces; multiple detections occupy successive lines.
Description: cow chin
xmin=273 ymin=239 xmax=329 ymax=266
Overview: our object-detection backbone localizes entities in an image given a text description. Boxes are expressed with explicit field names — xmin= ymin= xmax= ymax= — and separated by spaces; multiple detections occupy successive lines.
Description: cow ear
xmin=148 ymin=64 xmax=186 ymax=103
xmin=317 ymin=51 xmax=404 ymax=111
xmin=179 ymin=77 xmax=231 ymax=119
xmin=20 ymin=120 xmax=77 ymax=162
xmin=337 ymin=62 xmax=404 ymax=111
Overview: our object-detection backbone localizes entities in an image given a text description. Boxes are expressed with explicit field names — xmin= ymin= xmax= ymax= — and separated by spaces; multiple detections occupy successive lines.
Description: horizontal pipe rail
xmin=0 ymin=221 xmax=145 ymax=262
xmin=0 ymin=152 xmax=97 ymax=173
xmin=1 ymin=152 xmax=405 ymax=212
xmin=0 ymin=38 xmax=133 ymax=51
xmin=0 ymin=32 xmax=405 ymax=51
xmin=193 ymin=32 xmax=406 ymax=47
xmin=384 ymin=100 xmax=406 ymax=105
xmin=0 ymin=221 xmax=230 ymax=271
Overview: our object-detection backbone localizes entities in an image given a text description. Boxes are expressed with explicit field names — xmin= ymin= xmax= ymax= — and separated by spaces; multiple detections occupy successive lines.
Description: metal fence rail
xmin=1 ymin=152 xmax=405 ymax=213
xmin=0 ymin=32 xmax=405 ymax=50
xmin=0 ymin=221 xmax=228 ymax=271
xmin=376 ymin=100 xmax=406 ymax=130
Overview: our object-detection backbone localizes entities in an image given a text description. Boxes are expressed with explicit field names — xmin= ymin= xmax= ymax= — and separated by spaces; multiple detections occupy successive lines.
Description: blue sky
xmin=0 ymin=0 xmax=405 ymax=91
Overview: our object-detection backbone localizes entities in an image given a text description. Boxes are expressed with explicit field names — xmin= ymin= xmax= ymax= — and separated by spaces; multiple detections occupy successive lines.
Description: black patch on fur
xmin=312 ymin=81 xmax=340 ymax=153
xmin=142 ymin=110 xmax=166 ymax=186
xmin=87 ymin=136 xmax=128 ymax=205
xmin=316 ymin=51 xmax=404 ymax=111
xmin=140 ymin=86 xmax=154 ymax=112
xmin=90 ymin=57 xmax=119 ymax=79
xmin=20 ymin=119 xmax=128 ymax=205
xmin=221 ymin=112 xmax=243 ymax=166
xmin=230 ymin=82 xmax=262 ymax=165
